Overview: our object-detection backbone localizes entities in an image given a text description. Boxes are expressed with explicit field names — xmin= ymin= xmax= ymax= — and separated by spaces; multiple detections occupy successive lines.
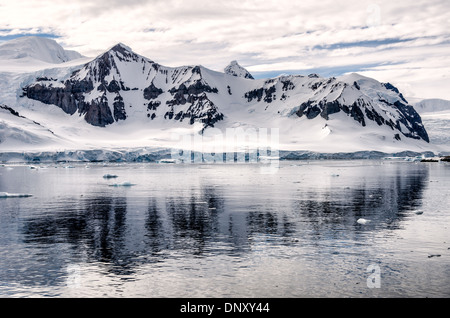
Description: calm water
xmin=0 ymin=160 xmax=449 ymax=298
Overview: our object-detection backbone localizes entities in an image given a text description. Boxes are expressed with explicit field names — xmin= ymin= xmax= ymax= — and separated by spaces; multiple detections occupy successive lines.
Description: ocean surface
xmin=0 ymin=160 xmax=449 ymax=298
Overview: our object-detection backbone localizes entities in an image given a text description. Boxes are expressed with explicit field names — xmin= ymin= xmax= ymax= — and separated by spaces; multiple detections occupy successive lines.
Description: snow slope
xmin=0 ymin=36 xmax=89 ymax=73
xmin=0 ymin=36 xmax=83 ymax=63
xmin=407 ymin=98 xmax=450 ymax=153
xmin=0 ymin=105 xmax=74 ymax=150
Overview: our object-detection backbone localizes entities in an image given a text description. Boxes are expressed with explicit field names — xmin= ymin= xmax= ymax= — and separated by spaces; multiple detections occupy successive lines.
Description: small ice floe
xmin=103 ymin=174 xmax=118 ymax=179
xmin=357 ymin=218 xmax=371 ymax=225
xmin=109 ymin=182 xmax=136 ymax=187
xmin=0 ymin=192 xmax=33 ymax=198
xmin=259 ymin=156 xmax=280 ymax=162
xmin=158 ymin=159 xmax=177 ymax=164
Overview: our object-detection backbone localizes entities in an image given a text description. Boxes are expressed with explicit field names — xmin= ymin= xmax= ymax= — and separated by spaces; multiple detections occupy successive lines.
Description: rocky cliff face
xmin=22 ymin=43 xmax=429 ymax=144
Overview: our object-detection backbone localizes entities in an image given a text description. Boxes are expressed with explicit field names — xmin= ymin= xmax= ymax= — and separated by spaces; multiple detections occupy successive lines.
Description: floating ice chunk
xmin=0 ymin=192 xmax=33 ymax=198
xmin=259 ymin=156 xmax=280 ymax=161
xmin=158 ymin=159 xmax=177 ymax=164
xmin=103 ymin=174 xmax=118 ymax=179
xmin=357 ymin=218 xmax=370 ymax=225
xmin=109 ymin=182 xmax=136 ymax=187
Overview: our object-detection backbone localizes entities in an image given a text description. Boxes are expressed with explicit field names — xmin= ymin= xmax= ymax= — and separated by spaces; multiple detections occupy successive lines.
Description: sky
xmin=0 ymin=0 xmax=449 ymax=100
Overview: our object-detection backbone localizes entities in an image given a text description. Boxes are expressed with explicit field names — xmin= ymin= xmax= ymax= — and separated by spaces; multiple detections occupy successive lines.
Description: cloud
xmin=0 ymin=0 xmax=449 ymax=99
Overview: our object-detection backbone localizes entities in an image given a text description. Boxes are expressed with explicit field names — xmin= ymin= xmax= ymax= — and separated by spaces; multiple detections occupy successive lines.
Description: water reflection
xmin=0 ymin=161 xmax=436 ymax=296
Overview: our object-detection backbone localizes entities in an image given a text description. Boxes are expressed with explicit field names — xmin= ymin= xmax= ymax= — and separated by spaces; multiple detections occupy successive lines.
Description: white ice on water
xmin=0 ymin=192 xmax=33 ymax=198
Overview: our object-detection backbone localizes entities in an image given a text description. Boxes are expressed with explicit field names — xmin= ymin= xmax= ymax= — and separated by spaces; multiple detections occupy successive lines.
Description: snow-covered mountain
xmin=224 ymin=60 xmax=254 ymax=79
xmin=410 ymin=98 xmax=450 ymax=151
xmin=0 ymin=36 xmax=83 ymax=64
xmin=0 ymin=39 xmax=439 ymax=157
xmin=413 ymin=98 xmax=450 ymax=114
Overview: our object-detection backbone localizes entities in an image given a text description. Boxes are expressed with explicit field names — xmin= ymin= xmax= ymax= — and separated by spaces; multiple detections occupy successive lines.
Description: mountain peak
xmin=101 ymin=42 xmax=154 ymax=64
xmin=224 ymin=60 xmax=254 ymax=79
xmin=109 ymin=42 xmax=134 ymax=54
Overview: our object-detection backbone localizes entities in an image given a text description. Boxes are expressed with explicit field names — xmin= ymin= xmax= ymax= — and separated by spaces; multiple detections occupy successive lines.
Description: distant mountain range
xmin=413 ymin=98 xmax=450 ymax=114
xmin=0 ymin=36 xmax=446 ymax=157
xmin=0 ymin=36 xmax=83 ymax=64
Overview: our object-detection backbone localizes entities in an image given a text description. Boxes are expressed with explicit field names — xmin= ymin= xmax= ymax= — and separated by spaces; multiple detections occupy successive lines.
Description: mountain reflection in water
xmin=1 ymin=160 xmax=448 ymax=297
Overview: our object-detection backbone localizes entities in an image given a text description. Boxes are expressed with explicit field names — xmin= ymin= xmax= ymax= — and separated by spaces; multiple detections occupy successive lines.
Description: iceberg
xmin=0 ymin=192 xmax=33 ymax=198
xmin=356 ymin=218 xmax=370 ymax=225
xmin=108 ymin=182 xmax=136 ymax=187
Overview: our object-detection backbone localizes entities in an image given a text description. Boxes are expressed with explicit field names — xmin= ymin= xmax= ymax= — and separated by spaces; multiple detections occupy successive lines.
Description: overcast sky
xmin=0 ymin=0 xmax=449 ymax=100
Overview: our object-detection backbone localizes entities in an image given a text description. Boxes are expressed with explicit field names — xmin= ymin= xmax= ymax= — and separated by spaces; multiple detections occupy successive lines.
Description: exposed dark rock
xmin=383 ymin=82 xmax=408 ymax=104
xmin=147 ymin=101 xmax=161 ymax=111
xmin=310 ymin=81 xmax=323 ymax=90
xmin=143 ymin=82 xmax=163 ymax=100
xmin=107 ymin=79 xmax=121 ymax=93
xmin=350 ymin=99 xmax=366 ymax=126
xmin=166 ymin=90 xmax=187 ymax=107
xmin=24 ymin=81 xmax=83 ymax=115
xmin=319 ymin=100 xmax=341 ymax=120
xmin=393 ymin=101 xmax=429 ymax=142
xmin=168 ymin=81 xmax=218 ymax=96
xmin=36 ymin=77 xmax=57 ymax=82
xmin=0 ymin=104 xmax=21 ymax=117
xmin=113 ymin=94 xmax=127 ymax=121
xmin=365 ymin=107 xmax=385 ymax=126
xmin=84 ymin=95 xmax=114 ymax=127
xmin=192 ymin=66 xmax=201 ymax=74
xmin=263 ymin=86 xmax=276 ymax=103
xmin=281 ymin=80 xmax=295 ymax=91
xmin=244 ymin=88 xmax=264 ymax=102
xmin=297 ymin=100 xmax=342 ymax=120
xmin=420 ymin=158 xmax=438 ymax=162
xmin=245 ymin=85 xmax=277 ymax=103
